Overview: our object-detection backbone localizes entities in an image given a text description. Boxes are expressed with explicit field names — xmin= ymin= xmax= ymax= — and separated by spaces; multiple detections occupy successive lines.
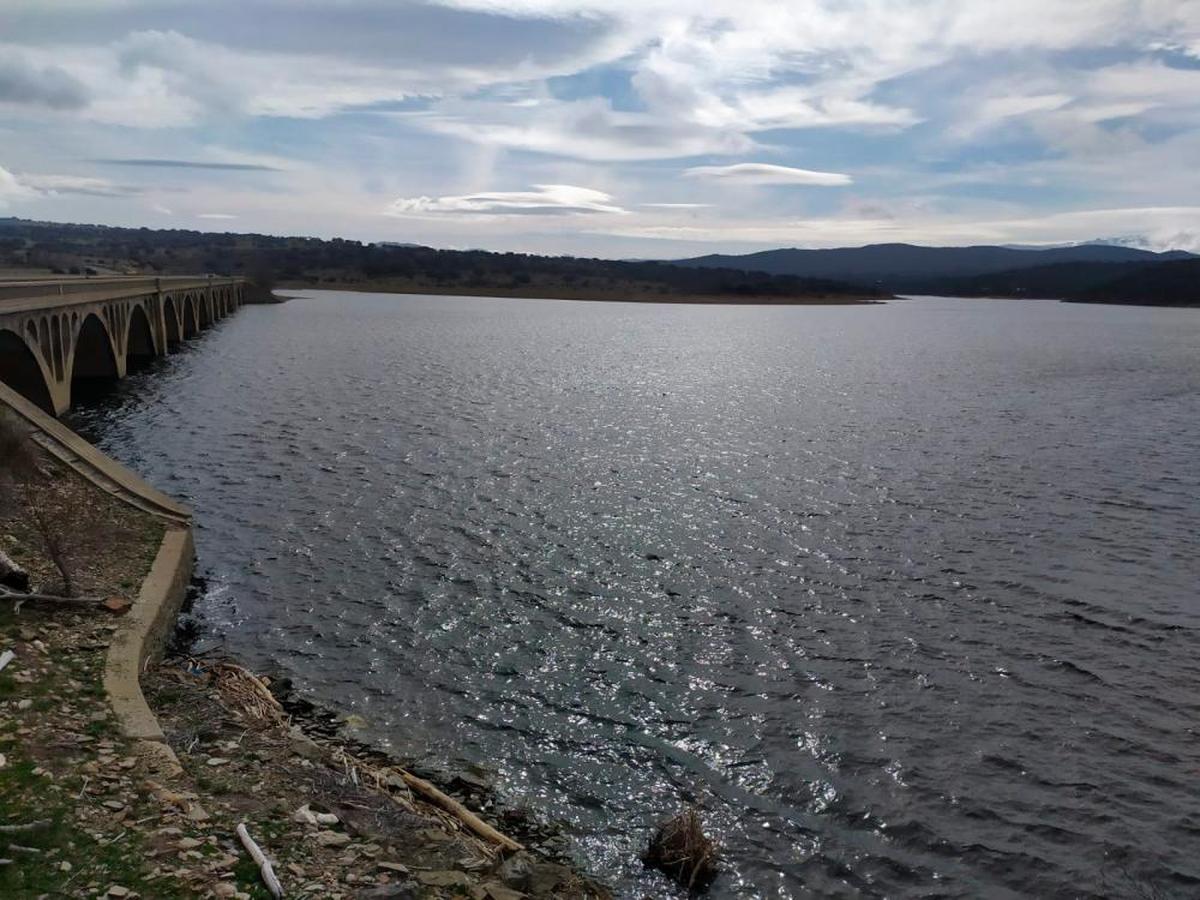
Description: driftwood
xmin=401 ymin=771 xmax=524 ymax=853
xmin=199 ymin=658 xmax=524 ymax=854
xmin=0 ymin=820 xmax=51 ymax=834
xmin=0 ymin=587 xmax=105 ymax=607
xmin=236 ymin=822 xmax=284 ymax=898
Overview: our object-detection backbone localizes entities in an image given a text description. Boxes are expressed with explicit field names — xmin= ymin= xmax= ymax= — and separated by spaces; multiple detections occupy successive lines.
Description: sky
xmin=1 ymin=0 xmax=1199 ymax=257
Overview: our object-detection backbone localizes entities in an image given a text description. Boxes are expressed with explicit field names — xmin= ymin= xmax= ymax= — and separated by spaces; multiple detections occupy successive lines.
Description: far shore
xmin=280 ymin=279 xmax=888 ymax=305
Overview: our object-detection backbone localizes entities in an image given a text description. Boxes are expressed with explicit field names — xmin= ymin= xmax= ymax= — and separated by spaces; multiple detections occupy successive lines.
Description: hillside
xmin=0 ymin=218 xmax=883 ymax=305
xmin=1076 ymin=258 xmax=1200 ymax=307
xmin=672 ymin=242 xmax=1193 ymax=294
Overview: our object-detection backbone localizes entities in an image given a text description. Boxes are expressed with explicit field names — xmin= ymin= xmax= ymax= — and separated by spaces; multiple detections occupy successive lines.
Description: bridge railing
xmin=0 ymin=275 xmax=244 ymax=306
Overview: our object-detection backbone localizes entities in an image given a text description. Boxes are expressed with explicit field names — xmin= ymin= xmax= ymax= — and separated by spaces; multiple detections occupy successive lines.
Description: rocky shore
xmin=0 ymin=408 xmax=611 ymax=899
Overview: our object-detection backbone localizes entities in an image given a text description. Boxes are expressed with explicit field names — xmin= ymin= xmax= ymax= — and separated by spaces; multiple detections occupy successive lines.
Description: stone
xmin=315 ymin=830 xmax=351 ymax=848
xmin=106 ymin=887 xmax=131 ymax=898
xmin=187 ymin=803 xmax=211 ymax=822
xmin=377 ymin=862 xmax=409 ymax=874
xmin=103 ymin=597 xmax=132 ymax=615
xmin=205 ymin=757 xmax=231 ymax=767
xmin=357 ymin=884 xmax=420 ymax=900
xmin=212 ymin=883 xmax=239 ymax=898
xmin=417 ymin=870 xmax=472 ymax=888
xmin=526 ymin=863 xmax=572 ymax=895
xmin=481 ymin=883 xmax=525 ymax=900
xmin=16 ymin=698 xmax=33 ymax=710
xmin=288 ymin=727 xmax=323 ymax=761
xmin=177 ymin=837 xmax=203 ymax=850
xmin=497 ymin=852 xmax=534 ymax=890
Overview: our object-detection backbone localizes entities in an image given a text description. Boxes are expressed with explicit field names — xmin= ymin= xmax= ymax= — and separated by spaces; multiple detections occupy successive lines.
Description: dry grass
xmin=643 ymin=808 xmax=720 ymax=891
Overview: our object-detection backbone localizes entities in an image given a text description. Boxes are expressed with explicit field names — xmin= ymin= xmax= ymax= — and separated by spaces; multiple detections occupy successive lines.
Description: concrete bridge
xmin=0 ymin=275 xmax=245 ymax=416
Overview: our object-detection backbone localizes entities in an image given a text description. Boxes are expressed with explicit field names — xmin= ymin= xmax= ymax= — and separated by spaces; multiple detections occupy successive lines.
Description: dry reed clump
xmin=643 ymin=808 xmax=719 ymax=891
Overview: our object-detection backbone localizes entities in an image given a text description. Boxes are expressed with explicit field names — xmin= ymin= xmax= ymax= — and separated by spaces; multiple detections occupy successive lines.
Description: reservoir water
xmin=71 ymin=291 xmax=1200 ymax=898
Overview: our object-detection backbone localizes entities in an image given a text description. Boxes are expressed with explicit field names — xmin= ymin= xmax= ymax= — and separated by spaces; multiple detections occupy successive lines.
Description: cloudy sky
xmin=2 ymin=0 xmax=1199 ymax=256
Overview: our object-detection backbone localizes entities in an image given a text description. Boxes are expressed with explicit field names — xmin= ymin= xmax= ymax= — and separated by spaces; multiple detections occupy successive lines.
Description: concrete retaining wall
xmin=0 ymin=381 xmax=195 ymax=759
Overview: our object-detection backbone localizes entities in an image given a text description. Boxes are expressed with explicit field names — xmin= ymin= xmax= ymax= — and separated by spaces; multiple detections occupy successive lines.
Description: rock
xmin=177 ymin=837 xmax=203 ymax=850
xmin=315 ymin=830 xmax=351 ymax=848
xmin=103 ymin=597 xmax=132 ymax=615
xmin=356 ymin=883 xmax=420 ymax=900
xmin=453 ymin=768 xmax=494 ymax=792
xmin=497 ymin=852 xmax=534 ymax=890
xmin=102 ymin=800 xmax=126 ymax=811
xmin=106 ymin=886 xmax=132 ymax=898
xmin=205 ymin=757 xmax=231 ymax=767
xmin=526 ymin=863 xmax=573 ymax=895
xmin=416 ymin=870 xmax=472 ymax=888
xmin=16 ymin=698 xmax=33 ymax=710
xmin=480 ymin=883 xmax=526 ymax=900
xmin=212 ymin=884 xmax=239 ymax=898
xmin=377 ymin=862 xmax=409 ymax=874
xmin=288 ymin=727 xmax=323 ymax=761
xmin=187 ymin=803 xmax=211 ymax=822
xmin=294 ymin=803 xmax=339 ymax=826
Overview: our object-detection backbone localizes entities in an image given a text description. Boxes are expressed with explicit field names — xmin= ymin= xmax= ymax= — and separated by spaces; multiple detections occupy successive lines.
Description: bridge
xmin=0 ymin=275 xmax=245 ymax=416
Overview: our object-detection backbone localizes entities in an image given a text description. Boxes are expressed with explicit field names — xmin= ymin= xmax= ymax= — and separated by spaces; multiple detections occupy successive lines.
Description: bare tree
xmin=0 ymin=411 xmax=77 ymax=597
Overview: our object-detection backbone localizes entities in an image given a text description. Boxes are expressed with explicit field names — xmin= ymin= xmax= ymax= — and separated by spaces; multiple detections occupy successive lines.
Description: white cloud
xmin=684 ymin=163 xmax=852 ymax=187
xmin=17 ymin=173 xmax=138 ymax=197
xmin=197 ymin=212 xmax=238 ymax=219
xmin=594 ymin=205 xmax=1200 ymax=250
xmin=0 ymin=164 xmax=140 ymax=203
xmin=386 ymin=184 xmax=628 ymax=216
xmin=0 ymin=165 xmax=36 ymax=205
xmin=417 ymin=96 xmax=755 ymax=161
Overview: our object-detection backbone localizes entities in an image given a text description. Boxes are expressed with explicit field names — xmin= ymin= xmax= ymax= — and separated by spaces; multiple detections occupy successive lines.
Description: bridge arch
xmin=163 ymin=296 xmax=182 ymax=347
xmin=198 ymin=294 xmax=212 ymax=328
xmin=126 ymin=303 xmax=157 ymax=369
xmin=183 ymin=295 xmax=199 ymax=338
xmin=0 ymin=329 xmax=55 ymax=414
xmin=69 ymin=313 xmax=121 ymax=404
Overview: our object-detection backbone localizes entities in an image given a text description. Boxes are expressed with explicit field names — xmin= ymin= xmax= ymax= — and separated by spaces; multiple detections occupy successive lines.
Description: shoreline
xmin=0 ymin=383 xmax=614 ymax=897
xmin=279 ymin=280 xmax=887 ymax=305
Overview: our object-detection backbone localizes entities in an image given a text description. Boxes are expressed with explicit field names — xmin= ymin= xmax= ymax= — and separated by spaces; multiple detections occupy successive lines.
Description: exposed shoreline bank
xmin=0 ymin=384 xmax=613 ymax=898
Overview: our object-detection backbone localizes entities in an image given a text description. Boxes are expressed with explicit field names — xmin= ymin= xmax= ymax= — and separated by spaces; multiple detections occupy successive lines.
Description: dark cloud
xmin=92 ymin=158 xmax=281 ymax=171
xmin=0 ymin=59 xmax=89 ymax=110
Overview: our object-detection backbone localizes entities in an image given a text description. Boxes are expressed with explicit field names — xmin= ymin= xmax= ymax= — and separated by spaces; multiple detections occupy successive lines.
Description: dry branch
xmin=236 ymin=822 xmax=284 ymax=898
xmin=0 ymin=587 xmax=105 ymax=606
xmin=0 ymin=820 xmax=52 ymax=834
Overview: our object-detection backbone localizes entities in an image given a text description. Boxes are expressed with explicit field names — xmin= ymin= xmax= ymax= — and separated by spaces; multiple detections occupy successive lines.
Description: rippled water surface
xmin=73 ymin=292 xmax=1200 ymax=898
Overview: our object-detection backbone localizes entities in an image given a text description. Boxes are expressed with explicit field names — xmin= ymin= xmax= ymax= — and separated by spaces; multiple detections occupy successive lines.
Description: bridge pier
xmin=0 ymin=276 xmax=245 ymax=416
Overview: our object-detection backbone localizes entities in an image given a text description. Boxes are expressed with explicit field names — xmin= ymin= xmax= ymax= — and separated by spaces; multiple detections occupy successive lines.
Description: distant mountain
xmin=671 ymin=243 xmax=1195 ymax=293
